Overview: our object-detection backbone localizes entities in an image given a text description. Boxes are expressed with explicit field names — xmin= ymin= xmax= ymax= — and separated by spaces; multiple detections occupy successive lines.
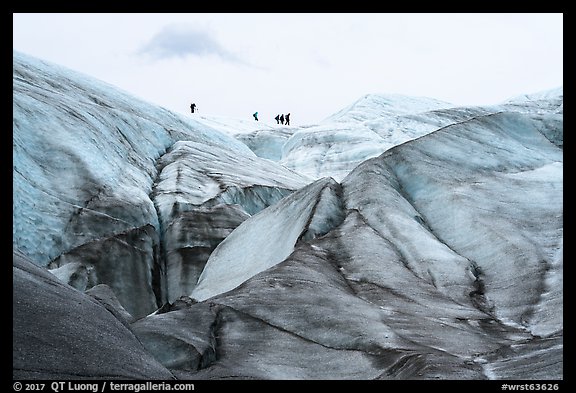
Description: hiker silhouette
xmin=275 ymin=114 xmax=280 ymax=124
xmin=280 ymin=114 xmax=284 ymax=125
xmin=285 ymin=113 xmax=290 ymax=126
xmin=253 ymin=112 xmax=259 ymax=121
xmin=190 ymin=103 xmax=197 ymax=113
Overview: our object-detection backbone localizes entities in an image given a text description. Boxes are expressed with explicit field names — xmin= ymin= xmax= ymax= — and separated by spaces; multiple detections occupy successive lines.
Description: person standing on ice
xmin=253 ymin=112 xmax=259 ymax=121
xmin=190 ymin=103 xmax=197 ymax=113
xmin=275 ymin=114 xmax=280 ymax=124
xmin=279 ymin=114 xmax=284 ymax=125
xmin=285 ymin=113 xmax=291 ymax=126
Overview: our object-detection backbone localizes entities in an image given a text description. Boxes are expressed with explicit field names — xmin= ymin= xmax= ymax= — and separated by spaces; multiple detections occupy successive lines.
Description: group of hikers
xmin=252 ymin=112 xmax=290 ymax=126
xmin=253 ymin=112 xmax=290 ymax=125
xmin=191 ymin=103 xmax=290 ymax=125
xmin=273 ymin=113 xmax=290 ymax=125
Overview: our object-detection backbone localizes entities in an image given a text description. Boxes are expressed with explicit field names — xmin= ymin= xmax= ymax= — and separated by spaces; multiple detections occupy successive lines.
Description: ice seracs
xmin=153 ymin=139 xmax=311 ymax=302
xmin=191 ymin=177 xmax=344 ymax=302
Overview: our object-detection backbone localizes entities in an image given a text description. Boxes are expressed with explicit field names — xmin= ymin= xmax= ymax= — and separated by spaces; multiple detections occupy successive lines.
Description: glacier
xmin=13 ymin=50 xmax=310 ymax=317
xmin=13 ymin=50 xmax=562 ymax=380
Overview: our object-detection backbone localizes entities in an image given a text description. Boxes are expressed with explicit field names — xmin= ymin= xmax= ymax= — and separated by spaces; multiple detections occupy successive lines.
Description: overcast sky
xmin=13 ymin=13 xmax=563 ymax=125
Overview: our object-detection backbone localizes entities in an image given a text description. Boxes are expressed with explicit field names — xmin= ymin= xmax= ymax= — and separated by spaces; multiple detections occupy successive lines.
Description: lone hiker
xmin=253 ymin=112 xmax=259 ymax=121
xmin=190 ymin=103 xmax=197 ymax=113
xmin=285 ymin=113 xmax=291 ymax=126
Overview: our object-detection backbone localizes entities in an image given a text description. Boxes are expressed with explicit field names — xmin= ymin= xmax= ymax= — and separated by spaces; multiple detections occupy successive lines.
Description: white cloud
xmin=138 ymin=24 xmax=246 ymax=65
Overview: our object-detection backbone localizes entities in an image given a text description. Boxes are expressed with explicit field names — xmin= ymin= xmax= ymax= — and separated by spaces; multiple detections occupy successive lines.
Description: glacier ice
xmin=12 ymin=50 xmax=562 ymax=380
xmin=13 ymin=251 xmax=174 ymax=379
xmin=153 ymin=139 xmax=310 ymax=302
xmin=191 ymin=177 xmax=344 ymax=302
xmin=13 ymin=50 xmax=311 ymax=317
